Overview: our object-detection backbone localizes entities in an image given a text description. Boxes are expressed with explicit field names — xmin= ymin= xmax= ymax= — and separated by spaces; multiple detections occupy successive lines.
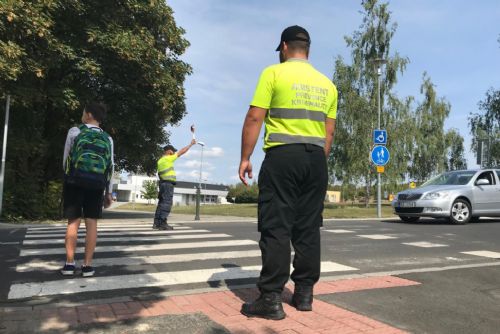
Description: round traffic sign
xmin=371 ymin=146 xmax=390 ymax=166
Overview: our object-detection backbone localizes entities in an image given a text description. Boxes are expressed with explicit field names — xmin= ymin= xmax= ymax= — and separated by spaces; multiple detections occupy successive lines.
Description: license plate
xmin=398 ymin=201 xmax=416 ymax=208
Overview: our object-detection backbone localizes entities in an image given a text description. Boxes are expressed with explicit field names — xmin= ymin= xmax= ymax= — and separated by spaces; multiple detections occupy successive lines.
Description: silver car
xmin=392 ymin=169 xmax=500 ymax=224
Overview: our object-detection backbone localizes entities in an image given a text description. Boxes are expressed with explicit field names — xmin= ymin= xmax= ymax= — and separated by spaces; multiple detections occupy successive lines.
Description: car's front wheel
xmin=399 ymin=216 xmax=420 ymax=223
xmin=450 ymin=199 xmax=472 ymax=224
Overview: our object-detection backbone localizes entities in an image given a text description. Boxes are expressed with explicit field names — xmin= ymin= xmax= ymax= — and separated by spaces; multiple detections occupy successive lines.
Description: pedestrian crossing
xmin=9 ymin=262 xmax=358 ymax=300
xmin=8 ymin=222 xmax=358 ymax=300
xmin=7 ymin=223 xmax=499 ymax=301
xmin=321 ymin=227 xmax=500 ymax=268
xmin=325 ymin=229 xmax=494 ymax=251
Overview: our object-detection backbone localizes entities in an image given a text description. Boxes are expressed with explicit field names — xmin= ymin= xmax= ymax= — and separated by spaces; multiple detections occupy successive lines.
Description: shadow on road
xmin=207 ymin=263 xmax=295 ymax=306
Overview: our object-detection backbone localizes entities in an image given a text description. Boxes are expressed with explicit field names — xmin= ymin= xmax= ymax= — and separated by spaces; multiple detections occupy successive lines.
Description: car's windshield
xmin=421 ymin=171 xmax=476 ymax=186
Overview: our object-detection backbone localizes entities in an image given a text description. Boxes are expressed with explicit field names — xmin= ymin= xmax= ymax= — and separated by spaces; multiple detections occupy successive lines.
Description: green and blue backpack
xmin=65 ymin=124 xmax=112 ymax=190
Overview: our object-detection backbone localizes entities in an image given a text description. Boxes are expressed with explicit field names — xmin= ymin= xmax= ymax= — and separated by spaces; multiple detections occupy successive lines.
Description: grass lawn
xmin=116 ymin=202 xmax=395 ymax=218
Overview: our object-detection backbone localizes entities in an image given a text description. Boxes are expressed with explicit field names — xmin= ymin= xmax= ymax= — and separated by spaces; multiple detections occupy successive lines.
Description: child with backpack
xmin=61 ymin=102 xmax=114 ymax=277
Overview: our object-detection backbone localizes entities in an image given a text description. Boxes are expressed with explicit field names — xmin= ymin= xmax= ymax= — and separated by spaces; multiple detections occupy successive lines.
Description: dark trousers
xmin=257 ymin=144 xmax=328 ymax=294
xmin=154 ymin=181 xmax=174 ymax=223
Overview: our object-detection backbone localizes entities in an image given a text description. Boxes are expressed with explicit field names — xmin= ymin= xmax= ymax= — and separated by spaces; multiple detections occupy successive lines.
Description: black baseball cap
xmin=275 ymin=25 xmax=311 ymax=51
xmin=163 ymin=144 xmax=177 ymax=152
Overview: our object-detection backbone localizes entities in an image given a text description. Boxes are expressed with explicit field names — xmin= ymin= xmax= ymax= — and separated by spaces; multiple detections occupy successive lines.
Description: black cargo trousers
xmin=154 ymin=180 xmax=175 ymax=224
xmin=257 ymin=143 xmax=328 ymax=294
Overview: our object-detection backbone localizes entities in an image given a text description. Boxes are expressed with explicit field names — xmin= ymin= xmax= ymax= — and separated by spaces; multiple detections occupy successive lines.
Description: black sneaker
xmin=81 ymin=265 xmax=95 ymax=277
xmin=60 ymin=263 xmax=76 ymax=276
xmin=241 ymin=292 xmax=286 ymax=320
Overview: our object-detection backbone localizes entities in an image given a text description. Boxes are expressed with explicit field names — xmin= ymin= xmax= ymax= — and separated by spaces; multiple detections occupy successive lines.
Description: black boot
xmin=152 ymin=219 xmax=161 ymax=230
xmin=158 ymin=219 xmax=173 ymax=231
xmin=240 ymin=292 xmax=286 ymax=320
xmin=291 ymin=285 xmax=313 ymax=311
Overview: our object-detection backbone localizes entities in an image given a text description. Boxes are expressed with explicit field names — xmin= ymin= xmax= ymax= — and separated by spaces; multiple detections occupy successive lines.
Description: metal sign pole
xmin=0 ymin=95 xmax=11 ymax=218
xmin=194 ymin=142 xmax=205 ymax=221
xmin=376 ymin=67 xmax=382 ymax=218
xmin=372 ymin=58 xmax=386 ymax=219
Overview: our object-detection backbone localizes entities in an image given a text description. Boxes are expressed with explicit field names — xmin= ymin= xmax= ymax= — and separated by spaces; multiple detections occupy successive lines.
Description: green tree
xmin=141 ymin=180 xmax=158 ymax=205
xmin=330 ymin=0 xmax=409 ymax=206
xmin=227 ymin=183 xmax=259 ymax=204
xmin=410 ymin=74 xmax=452 ymax=181
xmin=469 ymin=88 xmax=500 ymax=167
xmin=444 ymin=129 xmax=467 ymax=171
xmin=330 ymin=0 xmax=466 ymax=199
xmin=0 ymin=1 xmax=191 ymax=219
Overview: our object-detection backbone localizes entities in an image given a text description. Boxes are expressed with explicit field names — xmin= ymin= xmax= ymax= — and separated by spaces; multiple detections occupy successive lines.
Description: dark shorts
xmin=63 ymin=183 xmax=104 ymax=220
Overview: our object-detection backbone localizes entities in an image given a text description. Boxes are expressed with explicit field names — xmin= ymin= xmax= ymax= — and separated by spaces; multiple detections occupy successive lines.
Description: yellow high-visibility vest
xmin=157 ymin=154 xmax=178 ymax=181
xmin=250 ymin=59 xmax=338 ymax=151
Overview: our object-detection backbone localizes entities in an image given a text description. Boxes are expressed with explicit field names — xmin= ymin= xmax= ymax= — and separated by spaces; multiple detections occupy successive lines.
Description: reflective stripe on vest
xmin=160 ymin=173 xmax=176 ymax=181
xmin=268 ymin=133 xmax=325 ymax=146
xmin=158 ymin=167 xmax=174 ymax=178
xmin=270 ymin=108 xmax=326 ymax=122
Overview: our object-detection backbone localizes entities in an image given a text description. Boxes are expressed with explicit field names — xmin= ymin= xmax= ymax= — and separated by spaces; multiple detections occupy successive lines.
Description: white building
xmin=113 ymin=174 xmax=229 ymax=206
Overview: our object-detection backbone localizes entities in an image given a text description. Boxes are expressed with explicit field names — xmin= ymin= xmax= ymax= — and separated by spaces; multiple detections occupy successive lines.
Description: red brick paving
xmin=1 ymin=275 xmax=419 ymax=333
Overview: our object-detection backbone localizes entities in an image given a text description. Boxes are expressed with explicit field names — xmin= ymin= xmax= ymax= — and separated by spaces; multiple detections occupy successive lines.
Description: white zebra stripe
xmin=22 ymin=233 xmax=231 ymax=246
xmin=8 ymin=261 xmax=358 ymax=299
xmin=19 ymin=239 xmax=258 ymax=256
xmin=26 ymin=223 xmax=180 ymax=230
xmin=461 ymin=250 xmax=500 ymax=258
xmin=24 ymin=229 xmax=210 ymax=239
xmin=16 ymin=250 xmax=263 ymax=272
xmin=324 ymin=229 xmax=355 ymax=234
xmin=26 ymin=226 xmax=191 ymax=234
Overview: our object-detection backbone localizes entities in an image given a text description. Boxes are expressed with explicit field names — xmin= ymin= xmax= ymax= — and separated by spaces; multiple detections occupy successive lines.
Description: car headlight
xmin=422 ymin=191 xmax=449 ymax=200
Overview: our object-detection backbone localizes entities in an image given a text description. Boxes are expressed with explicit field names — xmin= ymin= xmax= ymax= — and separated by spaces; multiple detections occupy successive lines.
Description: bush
xmin=227 ymin=183 xmax=259 ymax=203
xmin=3 ymin=180 xmax=63 ymax=221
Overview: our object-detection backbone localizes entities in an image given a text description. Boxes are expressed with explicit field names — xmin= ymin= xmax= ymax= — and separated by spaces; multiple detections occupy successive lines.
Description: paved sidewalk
xmin=0 ymin=275 xmax=419 ymax=333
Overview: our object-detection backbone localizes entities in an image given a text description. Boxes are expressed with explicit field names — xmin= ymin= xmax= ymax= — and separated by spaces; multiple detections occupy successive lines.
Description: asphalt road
xmin=1 ymin=216 xmax=499 ymax=333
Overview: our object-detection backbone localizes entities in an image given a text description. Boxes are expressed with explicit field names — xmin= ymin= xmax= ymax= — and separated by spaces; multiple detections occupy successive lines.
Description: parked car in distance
xmin=392 ymin=169 xmax=500 ymax=224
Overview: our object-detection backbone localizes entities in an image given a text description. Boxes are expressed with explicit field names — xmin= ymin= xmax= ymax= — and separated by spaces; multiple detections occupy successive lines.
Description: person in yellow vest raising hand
xmin=153 ymin=139 xmax=196 ymax=230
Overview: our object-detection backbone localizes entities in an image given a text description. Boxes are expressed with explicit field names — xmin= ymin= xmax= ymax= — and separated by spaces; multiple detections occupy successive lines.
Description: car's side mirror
xmin=476 ymin=179 xmax=490 ymax=186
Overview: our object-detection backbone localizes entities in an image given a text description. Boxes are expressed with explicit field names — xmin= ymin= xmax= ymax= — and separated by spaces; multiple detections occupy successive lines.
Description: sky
xmin=165 ymin=0 xmax=500 ymax=186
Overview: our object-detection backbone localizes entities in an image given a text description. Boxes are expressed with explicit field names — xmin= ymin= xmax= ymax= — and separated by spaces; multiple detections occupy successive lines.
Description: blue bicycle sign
xmin=371 ymin=146 xmax=390 ymax=166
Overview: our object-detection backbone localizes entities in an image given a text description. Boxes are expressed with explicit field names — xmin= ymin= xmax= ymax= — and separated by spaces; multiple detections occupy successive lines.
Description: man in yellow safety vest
xmin=239 ymin=25 xmax=337 ymax=320
xmin=153 ymin=139 xmax=196 ymax=230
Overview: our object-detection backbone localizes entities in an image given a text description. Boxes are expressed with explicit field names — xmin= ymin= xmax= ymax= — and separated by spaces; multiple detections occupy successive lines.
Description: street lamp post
xmin=194 ymin=141 xmax=205 ymax=221
xmin=373 ymin=58 xmax=386 ymax=219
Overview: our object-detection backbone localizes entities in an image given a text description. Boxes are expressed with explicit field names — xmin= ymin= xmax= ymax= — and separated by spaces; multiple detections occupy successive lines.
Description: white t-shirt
xmin=63 ymin=123 xmax=115 ymax=193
